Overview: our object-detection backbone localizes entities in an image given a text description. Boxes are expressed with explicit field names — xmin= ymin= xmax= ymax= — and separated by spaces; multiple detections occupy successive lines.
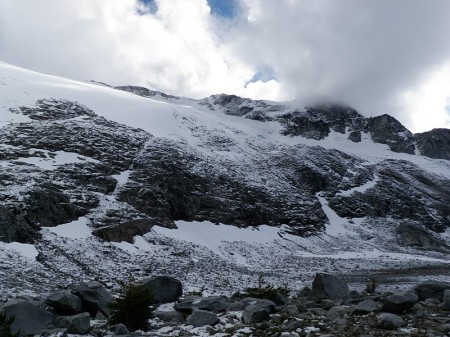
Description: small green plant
xmin=242 ymin=274 xmax=290 ymax=302
xmin=0 ymin=311 xmax=18 ymax=337
xmin=108 ymin=280 xmax=155 ymax=332
xmin=365 ymin=278 xmax=377 ymax=294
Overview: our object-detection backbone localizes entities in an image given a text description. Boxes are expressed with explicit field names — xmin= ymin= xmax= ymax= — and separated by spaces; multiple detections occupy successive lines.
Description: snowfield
xmin=0 ymin=61 xmax=449 ymax=299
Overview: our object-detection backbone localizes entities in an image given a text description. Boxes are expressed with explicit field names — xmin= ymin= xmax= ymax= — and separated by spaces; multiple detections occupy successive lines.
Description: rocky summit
xmin=0 ymin=61 xmax=449 ymax=312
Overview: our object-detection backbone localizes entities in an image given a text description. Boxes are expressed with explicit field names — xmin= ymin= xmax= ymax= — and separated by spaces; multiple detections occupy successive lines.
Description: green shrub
xmin=0 ymin=311 xmax=18 ymax=337
xmin=242 ymin=274 xmax=289 ymax=302
xmin=365 ymin=278 xmax=377 ymax=294
xmin=108 ymin=280 xmax=155 ymax=331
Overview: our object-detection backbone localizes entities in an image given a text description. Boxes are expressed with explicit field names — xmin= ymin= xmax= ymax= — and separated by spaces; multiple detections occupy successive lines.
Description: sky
xmin=0 ymin=0 xmax=449 ymax=132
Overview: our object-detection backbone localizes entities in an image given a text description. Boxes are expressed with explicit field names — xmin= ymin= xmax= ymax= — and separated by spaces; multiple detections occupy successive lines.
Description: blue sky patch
xmin=207 ymin=0 xmax=237 ymax=19
xmin=247 ymin=65 xmax=277 ymax=85
xmin=137 ymin=0 xmax=157 ymax=14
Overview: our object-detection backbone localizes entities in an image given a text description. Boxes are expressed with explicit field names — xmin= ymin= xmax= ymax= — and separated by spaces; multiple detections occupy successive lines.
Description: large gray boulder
xmin=413 ymin=281 xmax=450 ymax=301
xmin=186 ymin=309 xmax=219 ymax=327
xmin=376 ymin=313 xmax=404 ymax=330
xmin=154 ymin=310 xmax=185 ymax=323
xmin=230 ymin=297 xmax=276 ymax=314
xmin=53 ymin=312 xmax=91 ymax=334
xmin=307 ymin=273 xmax=350 ymax=302
xmin=174 ymin=296 xmax=229 ymax=313
xmin=381 ymin=292 xmax=418 ymax=314
xmin=73 ymin=281 xmax=113 ymax=317
xmin=46 ymin=290 xmax=83 ymax=315
xmin=0 ymin=300 xmax=53 ymax=335
xmin=140 ymin=276 xmax=182 ymax=304
xmin=242 ymin=305 xmax=271 ymax=324
xmin=352 ymin=299 xmax=380 ymax=315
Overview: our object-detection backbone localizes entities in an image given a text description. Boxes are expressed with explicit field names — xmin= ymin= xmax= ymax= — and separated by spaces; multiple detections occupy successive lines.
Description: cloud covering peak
xmin=0 ymin=0 xmax=449 ymax=131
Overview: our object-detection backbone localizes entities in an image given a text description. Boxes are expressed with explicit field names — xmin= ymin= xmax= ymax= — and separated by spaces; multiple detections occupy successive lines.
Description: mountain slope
xmin=0 ymin=61 xmax=449 ymax=296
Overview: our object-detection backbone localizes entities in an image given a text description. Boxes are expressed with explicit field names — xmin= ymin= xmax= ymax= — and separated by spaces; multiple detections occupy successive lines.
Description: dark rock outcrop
xmin=308 ymin=273 xmax=350 ymax=302
xmin=415 ymin=128 xmax=450 ymax=160
xmin=367 ymin=114 xmax=415 ymax=154
xmin=46 ymin=290 xmax=83 ymax=315
xmin=241 ymin=305 xmax=271 ymax=324
xmin=73 ymin=281 xmax=113 ymax=317
xmin=381 ymin=291 xmax=418 ymax=313
xmin=186 ymin=309 xmax=219 ymax=327
xmin=140 ymin=276 xmax=183 ymax=304
xmin=0 ymin=299 xmax=53 ymax=335
xmin=413 ymin=281 xmax=450 ymax=301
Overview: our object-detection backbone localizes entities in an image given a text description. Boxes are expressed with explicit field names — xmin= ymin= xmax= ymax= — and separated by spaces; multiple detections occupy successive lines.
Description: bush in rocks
xmin=242 ymin=275 xmax=290 ymax=303
xmin=108 ymin=280 xmax=155 ymax=331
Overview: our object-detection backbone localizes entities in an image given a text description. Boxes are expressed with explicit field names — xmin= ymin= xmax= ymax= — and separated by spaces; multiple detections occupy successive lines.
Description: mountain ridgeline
xmin=1 ymin=84 xmax=449 ymax=255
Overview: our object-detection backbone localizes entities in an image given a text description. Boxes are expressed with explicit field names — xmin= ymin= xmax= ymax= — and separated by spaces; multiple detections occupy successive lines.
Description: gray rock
xmin=174 ymin=296 xmax=229 ymax=313
xmin=283 ymin=319 xmax=304 ymax=331
xmin=186 ymin=309 xmax=219 ymax=327
xmin=280 ymin=304 xmax=300 ymax=316
xmin=110 ymin=323 xmax=130 ymax=335
xmin=352 ymin=299 xmax=379 ymax=315
xmin=0 ymin=299 xmax=53 ymax=335
xmin=381 ymin=291 xmax=418 ymax=313
xmin=415 ymin=128 xmax=450 ymax=160
xmin=46 ymin=290 xmax=83 ymax=315
xmin=321 ymin=299 xmax=335 ymax=310
xmin=238 ymin=297 xmax=276 ymax=314
xmin=154 ymin=310 xmax=185 ymax=322
xmin=73 ymin=281 xmax=113 ymax=317
xmin=443 ymin=289 xmax=450 ymax=310
xmin=242 ymin=305 xmax=271 ymax=324
xmin=348 ymin=130 xmax=361 ymax=142
xmin=307 ymin=273 xmax=350 ymax=302
xmin=367 ymin=114 xmax=415 ymax=154
xmin=327 ymin=306 xmax=347 ymax=320
xmin=413 ymin=281 xmax=450 ymax=301
xmin=376 ymin=313 xmax=404 ymax=330
xmin=53 ymin=312 xmax=91 ymax=334
xmin=140 ymin=276 xmax=182 ymax=304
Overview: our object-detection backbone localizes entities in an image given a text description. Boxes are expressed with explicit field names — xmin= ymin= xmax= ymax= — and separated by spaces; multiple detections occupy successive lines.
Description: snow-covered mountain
xmin=0 ymin=61 xmax=449 ymax=298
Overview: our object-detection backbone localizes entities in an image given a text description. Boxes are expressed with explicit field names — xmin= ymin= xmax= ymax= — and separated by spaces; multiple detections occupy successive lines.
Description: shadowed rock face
xmin=0 ymin=95 xmax=449 ymax=252
xmin=415 ymin=128 xmax=450 ymax=160
xmin=367 ymin=114 xmax=415 ymax=154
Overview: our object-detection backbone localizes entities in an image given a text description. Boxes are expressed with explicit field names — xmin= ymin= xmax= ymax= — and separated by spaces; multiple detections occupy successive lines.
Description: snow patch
xmin=44 ymin=217 xmax=92 ymax=239
xmin=336 ymin=175 xmax=379 ymax=196
xmin=16 ymin=150 xmax=99 ymax=170
xmin=0 ymin=242 xmax=38 ymax=260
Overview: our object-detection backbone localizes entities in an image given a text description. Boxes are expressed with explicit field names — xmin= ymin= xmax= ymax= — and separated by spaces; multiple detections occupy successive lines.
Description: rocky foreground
xmin=1 ymin=273 xmax=450 ymax=337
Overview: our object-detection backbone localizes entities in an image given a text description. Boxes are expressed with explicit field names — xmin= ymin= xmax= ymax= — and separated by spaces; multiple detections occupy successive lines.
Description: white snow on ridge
xmin=15 ymin=150 xmax=99 ymax=170
xmin=0 ymin=241 xmax=38 ymax=260
xmin=44 ymin=217 xmax=92 ymax=239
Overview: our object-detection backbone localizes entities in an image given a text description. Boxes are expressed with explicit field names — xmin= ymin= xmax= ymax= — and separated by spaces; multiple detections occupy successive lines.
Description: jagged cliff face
xmin=0 ymin=62 xmax=449 ymax=295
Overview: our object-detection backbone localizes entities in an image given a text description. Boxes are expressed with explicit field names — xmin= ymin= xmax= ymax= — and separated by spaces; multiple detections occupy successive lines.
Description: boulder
xmin=186 ymin=309 xmax=219 ymax=327
xmin=327 ymin=306 xmax=347 ymax=320
xmin=242 ymin=305 xmax=271 ymax=324
xmin=307 ymin=273 xmax=350 ymax=302
xmin=0 ymin=299 xmax=53 ymax=335
xmin=235 ymin=297 xmax=276 ymax=314
xmin=352 ymin=299 xmax=379 ymax=315
xmin=109 ymin=323 xmax=130 ymax=335
xmin=381 ymin=292 xmax=418 ymax=313
xmin=46 ymin=290 xmax=83 ymax=315
xmin=140 ymin=276 xmax=182 ymax=304
xmin=53 ymin=312 xmax=91 ymax=334
xmin=413 ymin=281 xmax=450 ymax=301
xmin=174 ymin=296 xmax=229 ymax=313
xmin=443 ymin=289 xmax=450 ymax=310
xmin=376 ymin=313 xmax=404 ymax=330
xmin=73 ymin=281 xmax=113 ymax=317
xmin=154 ymin=310 xmax=185 ymax=323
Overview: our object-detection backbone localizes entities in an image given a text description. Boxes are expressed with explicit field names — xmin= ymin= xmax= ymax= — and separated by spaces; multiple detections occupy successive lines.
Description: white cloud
xmin=0 ymin=0 xmax=450 ymax=132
